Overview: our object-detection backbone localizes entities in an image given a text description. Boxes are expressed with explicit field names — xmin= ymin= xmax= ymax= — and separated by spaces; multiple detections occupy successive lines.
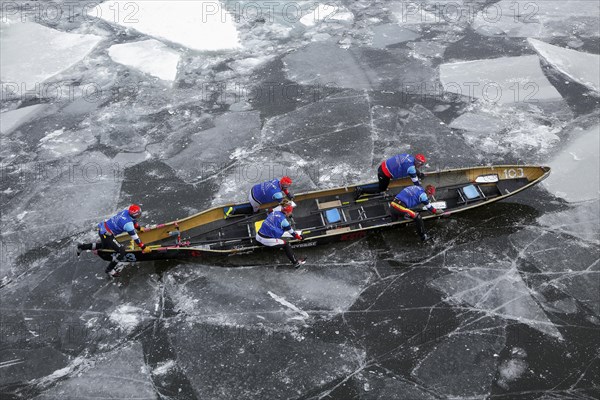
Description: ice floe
xmin=0 ymin=104 xmax=48 ymax=135
xmin=528 ymin=38 xmax=600 ymax=94
xmin=107 ymin=39 xmax=181 ymax=83
xmin=439 ymin=55 xmax=563 ymax=104
xmin=37 ymin=343 xmax=155 ymax=398
xmin=472 ymin=0 xmax=600 ymax=38
xmin=0 ymin=20 xmax=102 ymax=89
xmin=431 ymin=261 xmax=563 ymax=339
xmin=164 ymin=111 xmax=261 ymax=182
xmin=94 ymin=0 xmax=240 ymax=51
xmin=543 ymin=123 xmax=600 ymax=202
xmin=370 ymin=24 xmax=420 ymax=49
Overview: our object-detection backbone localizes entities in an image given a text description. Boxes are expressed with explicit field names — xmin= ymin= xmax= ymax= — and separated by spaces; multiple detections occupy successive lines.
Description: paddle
xmin=302 ymin=214 xmax=392 ymax=236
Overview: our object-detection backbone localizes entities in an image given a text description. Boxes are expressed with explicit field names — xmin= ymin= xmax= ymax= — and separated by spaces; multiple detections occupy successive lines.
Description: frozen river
xmin=1 ymin=1 xmax=599 ymax=399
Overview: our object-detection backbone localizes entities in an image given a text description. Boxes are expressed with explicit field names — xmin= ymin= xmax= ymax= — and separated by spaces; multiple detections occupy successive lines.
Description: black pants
xmin=80 ymin=232 xmax=125 ymax=271
xmin=257 ymin=232 xmax=297 ymax=264
xmin=390 ymin=201 xmax=426 ymax=240
xmin=362 ymin=165 xmax=391 ymax=195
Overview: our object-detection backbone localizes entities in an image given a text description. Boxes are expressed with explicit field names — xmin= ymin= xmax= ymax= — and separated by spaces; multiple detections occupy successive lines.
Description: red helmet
xmin=128 ymin=204 xmax=142 ymax=218
xmin=281 ymin=204 xmax=293 ymax=214
xmin=415 ymin=154 xmax=427 ymax=164
xmin=280 ymin=176 xmax=292 ymax=188
xmin=425 ymin=185 xmax=436 ymax=196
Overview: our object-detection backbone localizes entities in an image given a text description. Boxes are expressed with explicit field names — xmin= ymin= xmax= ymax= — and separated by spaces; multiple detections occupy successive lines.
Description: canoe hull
xmin=95 ymin=165 xmax=550 ymax=263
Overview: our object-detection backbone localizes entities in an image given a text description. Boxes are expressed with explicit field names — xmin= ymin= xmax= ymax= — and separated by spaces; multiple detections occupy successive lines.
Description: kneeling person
xmin=390 ymin=185 xmax=443 ymax=241
xmin=255 ymin=202 xmax=305 ymax=267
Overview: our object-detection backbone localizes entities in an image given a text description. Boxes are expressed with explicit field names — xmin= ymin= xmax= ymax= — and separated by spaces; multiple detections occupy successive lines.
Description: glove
xmin=433 ymin=209 xmax=444 ymax=215
xmin=293 ymin=232 xmax=303 ymax=241
xmin=142 ymin=247 xmax=152 ymax=254
xmin=287 ymin=193 xmax=294 ymax=200
xmin=417 ymin=171 xmax=425 ymax=180
xmin=138 ymin=226 xmax=145 ymax=233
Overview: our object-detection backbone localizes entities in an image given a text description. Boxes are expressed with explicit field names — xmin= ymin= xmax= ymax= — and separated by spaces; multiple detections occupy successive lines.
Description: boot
xmin=76 ymin=242 xmax=94 ymax=256
xmin=293 ymin=258 xmax=307 ymax=269
xmin=354 ymin=187 xmax=364 ymax=200
xmin=105 ymin=261 xmax=119 ymax=278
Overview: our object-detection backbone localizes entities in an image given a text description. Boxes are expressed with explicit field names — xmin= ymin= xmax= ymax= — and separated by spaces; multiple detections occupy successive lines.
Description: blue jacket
xmin=98 ymin=209 xmax=141 ymax=244
xmin=251 ymin=179 xmax=285 ymax=204
xmin=258 ymin=211 xmax=293 ymax=238
xmin=395 ymin=186 xmax=433 ymax=211
xmin=384 ymin=154 xmax=418 ymax=183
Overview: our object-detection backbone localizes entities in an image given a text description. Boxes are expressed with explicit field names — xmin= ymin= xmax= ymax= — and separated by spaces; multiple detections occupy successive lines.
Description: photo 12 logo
xmin=397 ymin=1 xmax=540 ymax=24
xmin=1 ymin=80 xmax=141 ymax=104
xmin=1 ymin=1 xmax=139 ymax=24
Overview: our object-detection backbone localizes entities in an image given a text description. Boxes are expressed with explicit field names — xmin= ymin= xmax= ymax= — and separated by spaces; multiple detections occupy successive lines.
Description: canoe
xmin=94 ymin=165 xmax=550 ymax=263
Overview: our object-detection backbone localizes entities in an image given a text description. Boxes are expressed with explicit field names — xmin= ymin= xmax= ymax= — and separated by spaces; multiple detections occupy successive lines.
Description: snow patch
xmin=109 ymin=305 xmax=148 ymax=334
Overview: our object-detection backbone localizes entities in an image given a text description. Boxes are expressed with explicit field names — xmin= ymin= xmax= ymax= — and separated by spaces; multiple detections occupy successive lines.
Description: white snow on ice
xmin=268 ymin=291 xmax=310 ymax=319
xmin=109 ymin=304 xmax=149 ymax=334
xmin=0 ymin=20 xmax=102 ymax=89
xmin=528 ymin=38 xmax=600 ymax=94
xmin=152 ymin=360 xmax=176 ymax=376
xmin=107 ymin=39 xmax=181 ymax=83
xmin=439 ymin=55 xmax=562 ymax=104
xmin=94 ymin=0 xmax=240 ymax=51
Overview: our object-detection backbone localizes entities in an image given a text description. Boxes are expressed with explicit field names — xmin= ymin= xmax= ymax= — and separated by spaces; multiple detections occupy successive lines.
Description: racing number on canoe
xmin=341 ymin=232 xmax=367 ymax=241
xmin=503 ymin=168 xmax=524 ymax=179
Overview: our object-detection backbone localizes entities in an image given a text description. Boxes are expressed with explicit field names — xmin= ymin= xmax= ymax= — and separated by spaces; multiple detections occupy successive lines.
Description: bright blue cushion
xmin=462 ymin=185 xmax=480 ymax=200
xmin=325 ymin=209 xmax=341 ymax=224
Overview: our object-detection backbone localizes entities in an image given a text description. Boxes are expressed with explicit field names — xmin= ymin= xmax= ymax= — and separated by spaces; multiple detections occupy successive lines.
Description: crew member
xmin=77 ymin=204 xmax=151 ymax=277
xmin=355 ymin=153 xmax=426 ymax=199
xmin=389 ymin=185 xmax=443 ymax=241
xmin=255 ymin=201 xmax=305 ymax=267
xmin=248 ymin=176 xmax=294 ymax=213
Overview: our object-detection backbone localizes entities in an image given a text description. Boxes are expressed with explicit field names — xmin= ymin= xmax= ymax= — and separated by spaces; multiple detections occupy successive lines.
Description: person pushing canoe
xmin=390 ymin=185 xmax=443 ymax=242
xmin=355 ymin=153 xmax=427 ymax=199
xmin=256 ymin=201 xmax=305 ymax=268
xmin=248 ymin=176 xmax=294 ymax=213
xmin=77 ymin=204 xmax=151 ymax=277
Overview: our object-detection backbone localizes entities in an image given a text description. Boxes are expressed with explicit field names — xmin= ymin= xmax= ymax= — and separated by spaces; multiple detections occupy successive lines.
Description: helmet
xmin=415 ymin=154 xmax=427 ymax=164
xmin=425 ymin=185 xmax=436 ymax=196
xmin=281 ymin=204 xmax=294 ymax=214
xmin=280 ymin=176 xmax=292 ymax=188
xmin=128 ymin=204 xmax=142 ymax=218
